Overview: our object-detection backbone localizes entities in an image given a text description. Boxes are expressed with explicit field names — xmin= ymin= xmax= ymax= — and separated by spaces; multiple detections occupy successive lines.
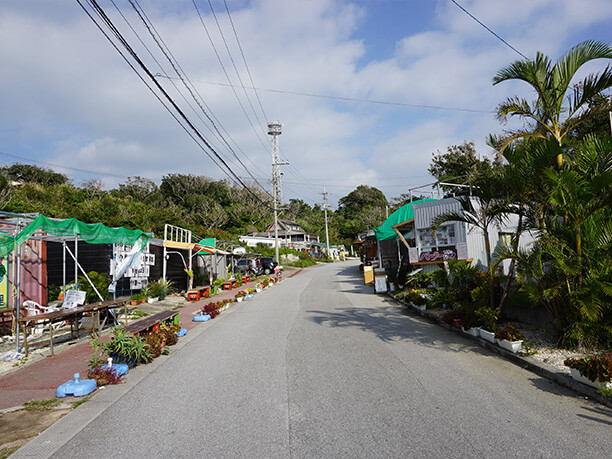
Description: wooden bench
xmin=187 ymin=285 xmax=211 ymax=302
xmin=18 ymin=298 xmax=129 ymax=356
xmin=125 ymin=310 xmax=179 ymax=336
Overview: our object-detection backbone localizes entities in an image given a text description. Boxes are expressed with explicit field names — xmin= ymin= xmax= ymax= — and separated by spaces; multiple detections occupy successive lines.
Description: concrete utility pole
xmin=322 ymin=189 xmax=331 ymax=260
xmin=268 ymin=121 xmax=289 ymax=264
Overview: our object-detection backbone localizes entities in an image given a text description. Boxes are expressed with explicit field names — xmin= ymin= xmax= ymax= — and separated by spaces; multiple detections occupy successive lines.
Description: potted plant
xmin=460 ymin=312 xmax=482 ymax=337
xmin=255 ymin=282 xmax=263 ymax=293
xmin=495 ymin=325 xmax=525 ymax=353
xmin=155 ymin=278 xmax=173 ymax=300
xmin=140 ymin=283 xmax=158 ymax=303
xmin=130 ymin=293 xmax=143 ymax=306
xmin=474 ymin=307 xmax=498 ymax=343
xmin=101 ymin=326 xmax=152 ymax=368
xmin=235 ymin=290 xmax=247 ymax=302
xmin=564 ymin=353 xmax=612 ymax=390
xmin=442 ymin=310 xmax=465 ymax=328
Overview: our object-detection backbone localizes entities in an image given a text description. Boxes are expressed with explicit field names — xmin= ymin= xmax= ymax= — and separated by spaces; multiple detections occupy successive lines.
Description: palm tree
xmin=493 ymin=40 xmax=612 ymax=166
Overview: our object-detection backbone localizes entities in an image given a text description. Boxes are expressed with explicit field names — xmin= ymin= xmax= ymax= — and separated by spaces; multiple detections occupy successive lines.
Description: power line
xmin=76 ymin=0 xmax=274 ymax=210
xmin=158 ymin=75 xmax=493 ymax=113
xmin=126 ymin=0 xmax=270 ymax=195
xmin=450 ymin=0 xmax=528 ymax=60
xmin=0 ymin=150 xmax=130 ymax=179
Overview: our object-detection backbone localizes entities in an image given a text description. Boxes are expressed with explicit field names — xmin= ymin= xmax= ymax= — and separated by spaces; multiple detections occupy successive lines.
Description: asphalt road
xmin=16 ymin=261 xmax=612 ymax=458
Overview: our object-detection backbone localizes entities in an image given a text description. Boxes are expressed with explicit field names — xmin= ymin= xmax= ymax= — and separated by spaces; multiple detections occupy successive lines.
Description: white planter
xmin=462 ymin=327 xmax=480 ymax=337
xmin=569 ymin=368 xmax=612 ymax=390
xmin=479 ymin=329 xmax=496 ymax=343
xmin=497 ymin=339 xmax=523 ymax=353
xmin=147 ymin=297 xmax=159 ymax=303
xmin=236 ymin=297 xmax=243 ymax=303
xmin=416 ymin=304 xmax=426 ymax=311
xmin=389 ymin=283 xmax=396 ymax=292
xmin=256 ymin=288 xmax=262 ymax=293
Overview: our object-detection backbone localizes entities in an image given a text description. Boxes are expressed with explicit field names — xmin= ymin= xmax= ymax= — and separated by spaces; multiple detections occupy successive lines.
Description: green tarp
xmin=0 ymin=214 xmax=151 ymax=257
xmin=198 ymin=238 xmax=216 ymax=248
xmin=373 ymin=199 xmax=437 ymax=241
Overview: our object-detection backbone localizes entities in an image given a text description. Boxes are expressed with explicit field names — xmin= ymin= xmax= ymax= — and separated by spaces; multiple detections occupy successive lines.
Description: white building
xmin=409 ymin=198 xmax=534 ymax=274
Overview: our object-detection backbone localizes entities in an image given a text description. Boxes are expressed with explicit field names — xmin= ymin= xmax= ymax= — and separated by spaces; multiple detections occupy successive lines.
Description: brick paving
xmin=0 ymin=277 xmax=274 ymax=411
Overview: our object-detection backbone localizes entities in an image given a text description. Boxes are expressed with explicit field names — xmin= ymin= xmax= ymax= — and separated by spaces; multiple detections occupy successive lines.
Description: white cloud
xmin=1 ymin=0 xmax=611 ymax=207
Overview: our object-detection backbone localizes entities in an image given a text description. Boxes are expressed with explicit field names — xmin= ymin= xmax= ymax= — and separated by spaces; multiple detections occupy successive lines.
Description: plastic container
xmin=100 ymin=363 xmax=129 ymax=376
xmin=193 ymin=313 xmax=211 ymax=322
xmin=178 ymin=328 xmax=187 ymax=337
xmin=56 ymin=373 xmax=97 ymax=398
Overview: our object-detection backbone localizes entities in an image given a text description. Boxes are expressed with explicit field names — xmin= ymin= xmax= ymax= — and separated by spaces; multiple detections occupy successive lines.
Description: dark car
xmin=234 ymin=258 xmax=259 ymax=276
xmin=258 ymin=257 xmax=278 ymax=275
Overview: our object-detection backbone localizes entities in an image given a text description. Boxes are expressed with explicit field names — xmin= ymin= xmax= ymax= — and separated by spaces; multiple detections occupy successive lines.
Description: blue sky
xmin=1 ymin=0 xmax=611 ymax=208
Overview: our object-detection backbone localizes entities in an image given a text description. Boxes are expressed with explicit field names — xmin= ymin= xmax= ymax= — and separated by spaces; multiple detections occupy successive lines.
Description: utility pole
xmin=268 ymin=121 xmax=289 ymax=264
xmin=322 ymin=189 xmax=330 ymax=261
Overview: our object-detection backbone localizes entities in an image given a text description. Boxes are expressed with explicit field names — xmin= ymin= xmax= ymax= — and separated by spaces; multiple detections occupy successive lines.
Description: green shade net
xmin=0 ymin=214 xmax=151 ymax=257
xmin=373 ymin=199 xmax=437 ymax=241
xmin=196 ymin=238 xmax=216 ymax=254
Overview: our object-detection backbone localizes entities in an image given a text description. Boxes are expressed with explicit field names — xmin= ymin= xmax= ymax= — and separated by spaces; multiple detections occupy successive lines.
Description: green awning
xmin=0 ymin=214 xmax=151 ymax=257
xmin=373 ymin=199 xmax=437 ymax=241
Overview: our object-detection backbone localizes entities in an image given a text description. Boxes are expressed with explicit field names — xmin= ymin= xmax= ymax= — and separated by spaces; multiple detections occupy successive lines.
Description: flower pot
xmin=451 ymin=318 xmax=462 ymax=328
xmin=462 ymin=327 xmax=480 ymax=337
xmin=108 ymin=352 xmax=137 ymax=368
xmin=147 ymin=297 xmax=159 ymax=303
xmin=130 ymin=300 xmax=139 ymax=306
xmin=236 ymin=297 xmax=243 ymax=303
xmin=479 ymin=329 xmax=496 ymax=343
xmin=569 ymin=368 xmax=612 ymax=390
xmin=256 ymin=288 xmax=262 ymax=293
xmin=496 ymin=339 xmax=523 ymax=353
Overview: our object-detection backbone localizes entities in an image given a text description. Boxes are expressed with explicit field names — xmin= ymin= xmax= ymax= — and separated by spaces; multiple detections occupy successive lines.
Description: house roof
xmin=373 ymin=199 xmax=437 ymax=241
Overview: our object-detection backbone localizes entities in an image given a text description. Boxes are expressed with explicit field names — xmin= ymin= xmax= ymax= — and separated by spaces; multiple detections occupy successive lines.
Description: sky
xmin=1 ymin=0 xmax=611 ymax=209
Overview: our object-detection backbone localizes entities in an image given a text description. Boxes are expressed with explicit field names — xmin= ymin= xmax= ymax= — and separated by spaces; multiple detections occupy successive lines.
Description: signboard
xmin=112 ymin=244 xmax=154 ymax=290
xmin=0 ymin=258 xmax=7 ymax=310
xmin=63 ymin=289 xmax=86 ymax=309
xmin=418 ymin=249 xmax=457 ymax=263
xmin=408 ymin=248 xmax=419 ymax=264
xmin=456 ymin=243 xmax=468 ymax=260
xmin=363 ymin=265 xmax=374 ymax=284
xmin=374 ymin=273 xmax=387 ymax=293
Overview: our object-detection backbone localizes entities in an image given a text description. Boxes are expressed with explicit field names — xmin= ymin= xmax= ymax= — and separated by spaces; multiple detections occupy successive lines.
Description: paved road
xmin=17 ymin=261 xmax=612 ymax=458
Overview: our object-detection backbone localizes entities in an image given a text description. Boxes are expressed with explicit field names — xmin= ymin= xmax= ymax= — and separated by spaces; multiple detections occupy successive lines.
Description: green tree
xmin=428 ymin=142 xmax=492 ymax=195
xmin=337 ymin=185 xmax=388 ymax=240
xmin=493 ymin=40 xmax=612 ymax=166
xmin=3 ymin=164 xmax=69 ymax=186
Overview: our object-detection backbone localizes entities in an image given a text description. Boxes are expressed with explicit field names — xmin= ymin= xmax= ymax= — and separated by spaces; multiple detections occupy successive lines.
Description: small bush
xmin=88 ymin=367 xmax=123 ymax=386
xmin=564 ymin=352 xmax=612 ymax=383
xmin=495 ymin=325 xmax=525 ymax=342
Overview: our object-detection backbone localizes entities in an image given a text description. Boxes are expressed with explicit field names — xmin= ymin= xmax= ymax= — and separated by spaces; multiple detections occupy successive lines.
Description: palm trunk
xmin=575 ymin=225 xmax=582 ymax=288
xmin=498 ymin=209 xmax=523 ymax=313
xmin=484 ymin=228 xmax=494 ymax=309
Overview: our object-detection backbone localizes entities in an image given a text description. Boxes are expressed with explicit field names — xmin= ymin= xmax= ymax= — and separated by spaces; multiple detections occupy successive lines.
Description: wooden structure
xmin=18 ymin=297 xmax=130 ymax=356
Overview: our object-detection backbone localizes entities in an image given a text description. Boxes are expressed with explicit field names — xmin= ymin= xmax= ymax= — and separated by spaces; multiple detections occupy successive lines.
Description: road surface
xmin=16 ymin=261 xmax=612 ymax=458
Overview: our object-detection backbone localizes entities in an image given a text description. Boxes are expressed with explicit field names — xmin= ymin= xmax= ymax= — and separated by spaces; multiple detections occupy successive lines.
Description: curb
xmin=386 ymin=292 xmax=612 ymax=408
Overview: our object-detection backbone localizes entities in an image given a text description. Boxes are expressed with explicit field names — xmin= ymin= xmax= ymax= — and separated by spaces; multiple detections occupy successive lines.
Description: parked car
xmin=258 ymin=257 xmax=278 ymax=275
xmin=234 ymin=258 xmax=259 ymax=276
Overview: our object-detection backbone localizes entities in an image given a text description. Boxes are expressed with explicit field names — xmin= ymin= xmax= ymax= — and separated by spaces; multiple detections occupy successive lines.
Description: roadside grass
xmin=0 ymin=446 xmax=20 ymax=458
xmin=22 ymin=399 xmax=61 ymax=411
xmin=71 ymin=394 xmax=93 ymax=409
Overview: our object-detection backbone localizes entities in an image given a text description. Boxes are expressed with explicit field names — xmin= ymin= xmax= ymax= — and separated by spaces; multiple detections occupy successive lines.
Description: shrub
xmin=442 ymin=310 xmax=465 ymax=326
xmin=495 ymin=325 xmax=525 ymax=342
xmin=564 ymin=353 xmax=612 ymax=383
xmin=88 ymin=367 xmax=123 ymax=386
xmin=202 ymin=303 xmax=220 ymax=318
